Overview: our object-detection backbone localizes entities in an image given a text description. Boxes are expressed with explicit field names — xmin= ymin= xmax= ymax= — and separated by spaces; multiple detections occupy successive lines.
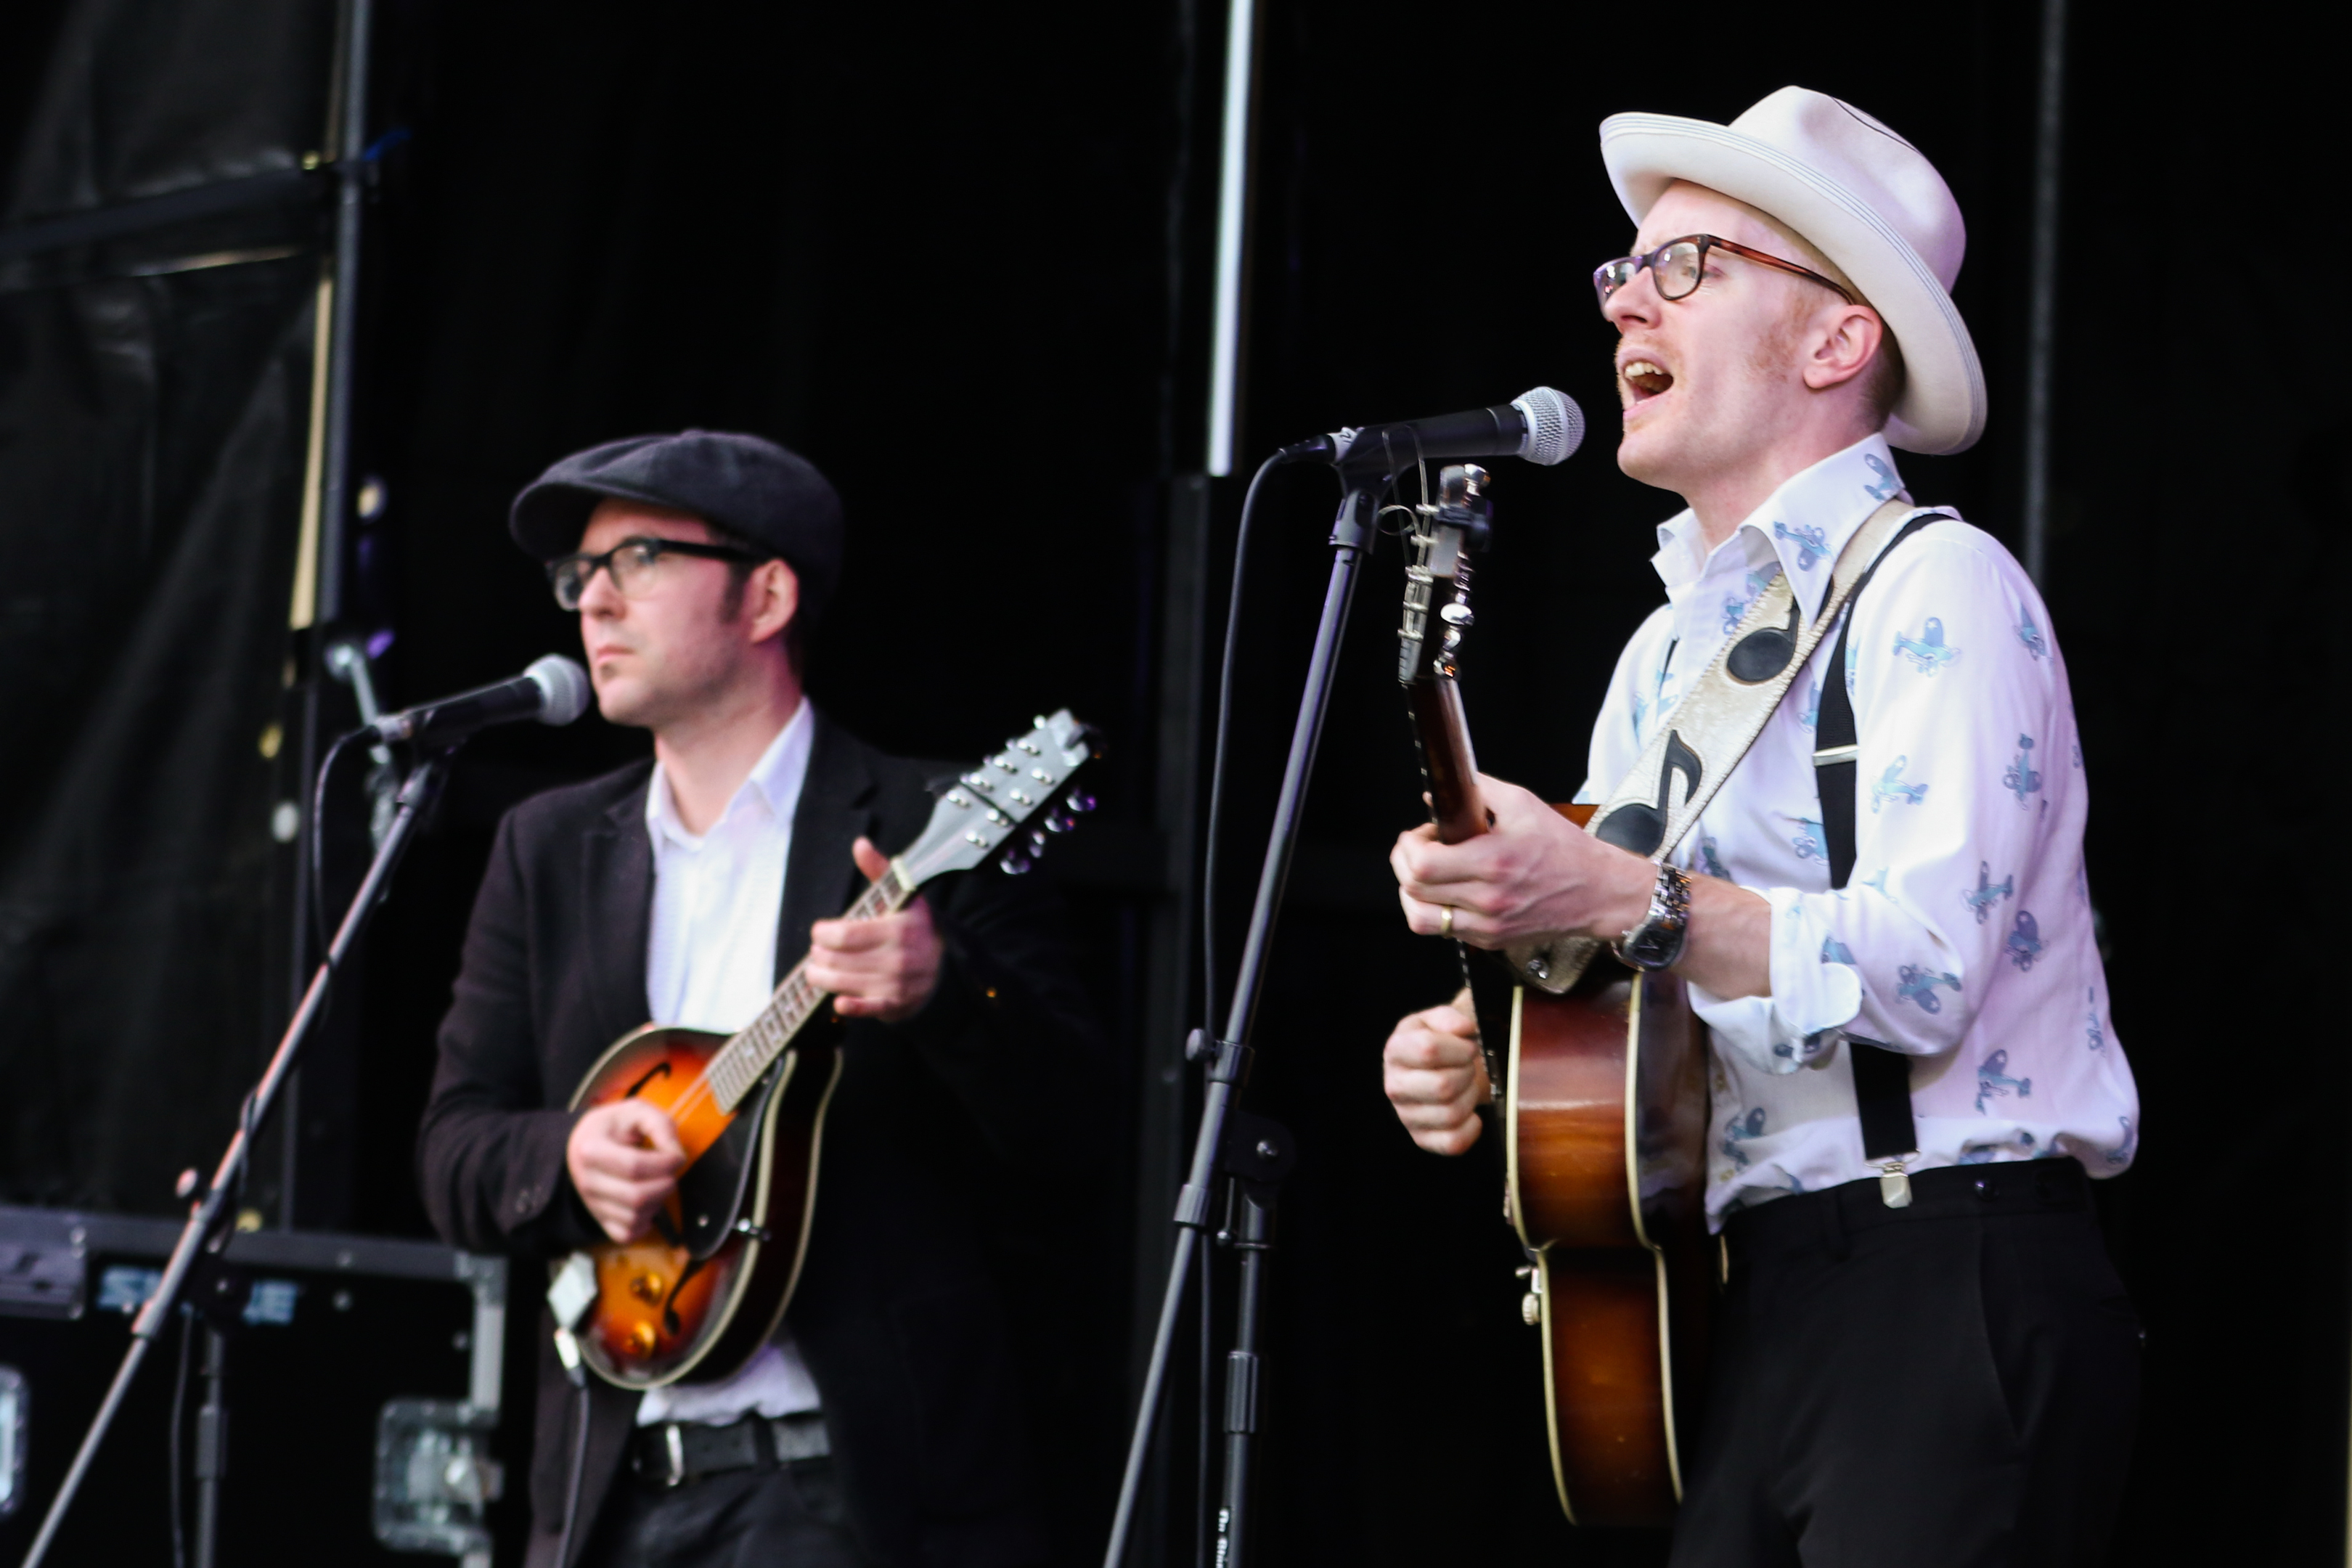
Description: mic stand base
xmin=1104 ymin=485 xmax=1376 ymax=1568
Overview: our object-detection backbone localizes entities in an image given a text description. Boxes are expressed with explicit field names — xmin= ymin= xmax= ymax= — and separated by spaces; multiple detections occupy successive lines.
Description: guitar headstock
xmin=902 ymin=709 xmax=1101 ymax=883
xmin=1397 ymin=463 xmax=1493 ymax=688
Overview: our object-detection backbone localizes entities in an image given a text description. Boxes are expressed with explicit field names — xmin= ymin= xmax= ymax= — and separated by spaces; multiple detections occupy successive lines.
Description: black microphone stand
xmin=1105 ymin=476 xmax=1385 ymax=1568
xmin=17 ymin=749 xmax=453 ymax=1568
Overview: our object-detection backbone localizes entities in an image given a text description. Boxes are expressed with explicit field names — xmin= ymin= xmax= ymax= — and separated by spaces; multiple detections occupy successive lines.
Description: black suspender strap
xmin=1811 ymin=513 xmax=1943 ymax=1164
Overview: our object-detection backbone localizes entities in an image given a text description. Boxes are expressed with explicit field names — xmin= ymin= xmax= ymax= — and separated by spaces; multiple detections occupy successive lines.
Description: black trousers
xmin=579 ymin=1457 xmax=865 ymax=1568
xmin=1667 ymin=1161 xmax=2141 ymax=1568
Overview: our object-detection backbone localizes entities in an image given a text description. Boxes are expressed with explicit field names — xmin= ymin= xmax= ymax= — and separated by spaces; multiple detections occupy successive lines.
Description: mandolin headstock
xmin=901 ymin=710 xmax=1101 ymax=884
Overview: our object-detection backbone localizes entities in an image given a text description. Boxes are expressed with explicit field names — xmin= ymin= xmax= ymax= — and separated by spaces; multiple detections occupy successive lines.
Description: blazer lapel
xmin=777 ymin=712 xmax=877 ymax=975
xmin=578 ymin=766 xmax=656 ymax=1042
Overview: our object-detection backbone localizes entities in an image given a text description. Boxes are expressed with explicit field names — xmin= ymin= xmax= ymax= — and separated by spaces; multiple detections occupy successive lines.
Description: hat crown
xmin=1726 ymin=86 xmax=1964 ymax=292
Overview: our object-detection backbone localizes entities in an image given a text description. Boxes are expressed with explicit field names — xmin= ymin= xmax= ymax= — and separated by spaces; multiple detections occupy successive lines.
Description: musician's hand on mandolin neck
xmin=807 ymin=837 xmax=944 ymax=1023
xmin=1391 ymin=773 xmax=1771 ymax=999
xmin=567 ymin=1100 xmax=687 ymax=1244
xmin=1382 ymin=994 xmax=1489 ymax=1155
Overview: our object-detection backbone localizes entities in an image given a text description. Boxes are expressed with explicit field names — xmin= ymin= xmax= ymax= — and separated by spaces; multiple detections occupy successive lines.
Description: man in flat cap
xmin=418 ymin=430 xmax=1102 ymax=1568
xmin=1379 ymin=90 xmax=2141 ymax=1563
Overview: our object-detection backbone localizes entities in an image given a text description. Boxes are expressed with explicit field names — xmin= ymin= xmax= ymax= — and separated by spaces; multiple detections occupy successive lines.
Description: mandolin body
xmin=565 ymin=1018 xmax=843 ymax=1389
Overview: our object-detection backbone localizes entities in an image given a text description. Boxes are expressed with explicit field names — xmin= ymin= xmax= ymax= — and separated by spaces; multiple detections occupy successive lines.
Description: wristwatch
xmin=1614 ymin=863 xmax=1692 ymax=971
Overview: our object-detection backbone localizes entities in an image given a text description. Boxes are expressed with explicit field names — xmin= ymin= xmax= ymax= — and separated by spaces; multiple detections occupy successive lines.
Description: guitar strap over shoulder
xmin=1813 ymin=513 xmax=1944 ymax=1164
xmin=1506 ymin=499 xmax=1919 ymax=994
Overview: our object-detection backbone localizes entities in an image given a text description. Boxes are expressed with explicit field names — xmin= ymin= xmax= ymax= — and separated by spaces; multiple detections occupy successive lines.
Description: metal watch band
xmin=1613 ymin=863 xmax=1692 ymax=971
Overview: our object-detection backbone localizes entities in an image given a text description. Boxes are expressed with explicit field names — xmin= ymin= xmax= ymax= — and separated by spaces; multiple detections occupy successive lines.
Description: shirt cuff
xmin=1744 ymin=888 xmax=1866 ymax=1074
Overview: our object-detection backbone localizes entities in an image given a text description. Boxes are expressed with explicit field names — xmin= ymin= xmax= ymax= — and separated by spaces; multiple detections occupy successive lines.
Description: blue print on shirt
xmin=2107 ymin=1115 xmax=2137 ymax=1167
xmin=1773 ymin=520 xmax=1829 ymax=570
xmin=1896 ymin=965 xmax=1961 ymax=1012
xmin=1821 ymin=936 xmax=1855 ymax=965
xmin=1630 ymin=693 xmax=1649 ymax=742
xmin=2086 ymin=988 xmax=2105 ymax=1051
xmin=1844 ymin=636 xmax=1858 ymax=697
xmin=2016 ymin=608 xmax=2049 ymax=660
xmin=1862 ymin=452 xmax=1903 ymax=501
xmin=2004 ymin=734 xmax=2043 ymax=806
xmin=1697 ymin=834 xmax=1728 ymax=881
xmin=1720 ymin=1107 xmax=1767 ymax=1169
xmin=1861 ymin=867 xmax=1890 ymax=897
xmin=1792 ymin=817 xmax=1827 ymax=863
xmin=1722 ymin=568 xmax=1778 ymax=634
xmin=1870 ymin=756 xmax=1928 ymax=813
xmin=2072 ymin=740 xmax=2083 ymax=769
xmin=1801 ymin=681 xmax=1820 ymax=730
xmin=1961 ymin=862 xmax=2014 ymax=924
xmin=1892 ymin=618 xmax=1960 ymax=674
xmin=2005 ymin=910 xmax=2044 ymax=971
xmin=1974 ymin=1049 xmax=2033 ymax=1113
xmin=1959 ymin=1130 xmax=2037 ymax=1164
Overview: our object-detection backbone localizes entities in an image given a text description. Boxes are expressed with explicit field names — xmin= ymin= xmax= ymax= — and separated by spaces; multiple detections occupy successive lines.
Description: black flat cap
xmin=510 ymin=430 xmax=844 ymax=623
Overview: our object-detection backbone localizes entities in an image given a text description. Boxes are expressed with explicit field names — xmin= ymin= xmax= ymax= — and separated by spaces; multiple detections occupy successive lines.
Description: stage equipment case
xmin=0 ymin=1204 xmax=513 ymax=1565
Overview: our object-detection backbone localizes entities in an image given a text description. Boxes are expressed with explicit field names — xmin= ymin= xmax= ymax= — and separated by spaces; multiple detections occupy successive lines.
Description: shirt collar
xmin=646 ymin=698 xmax=815 ymax=849
xmin=1649 ymin=433 xmax=1911 ymax=622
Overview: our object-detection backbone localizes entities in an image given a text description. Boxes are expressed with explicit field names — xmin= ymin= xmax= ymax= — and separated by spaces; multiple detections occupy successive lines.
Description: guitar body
xmin=1501 ymin=964 xmax=1713 ymax=1527
xmin=565 ymin=1018 xmax=843 ymax=1389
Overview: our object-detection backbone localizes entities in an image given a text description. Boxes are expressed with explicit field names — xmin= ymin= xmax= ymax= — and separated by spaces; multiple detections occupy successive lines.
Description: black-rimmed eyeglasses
xmin=1592 ymin=234 xmax=1855 ymax=314
xmin=546 ymin=536 xmax=769 ymax=611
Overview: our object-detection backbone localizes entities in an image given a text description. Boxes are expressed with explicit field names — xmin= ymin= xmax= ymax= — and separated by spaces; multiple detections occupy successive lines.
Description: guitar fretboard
xmin=703 ymin=862 xmax=915 ymax=1114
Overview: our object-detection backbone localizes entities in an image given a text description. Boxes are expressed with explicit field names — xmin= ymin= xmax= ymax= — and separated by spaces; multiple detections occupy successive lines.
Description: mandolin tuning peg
xmin=1042 ymin=809 xmax=1077 ymax=833
xmin=1064 ymin=789 xmax=1096 ymax=813
xmin=1000 ymin=848 xmax=1033 ymax=875
xmin=1029 ymin=828 xmax=1048 ymax=854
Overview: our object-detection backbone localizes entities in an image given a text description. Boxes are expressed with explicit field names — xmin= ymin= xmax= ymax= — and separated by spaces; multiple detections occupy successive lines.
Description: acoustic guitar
xmin=1397 ymin=467 xmax=1712 ymax=1528
xmin=553 ymin=711 xmax=1098 ymax=1390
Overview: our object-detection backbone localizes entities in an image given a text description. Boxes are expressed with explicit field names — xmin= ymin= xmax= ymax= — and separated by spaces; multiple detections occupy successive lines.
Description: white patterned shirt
xmin=635 ymin=700 xmax=825 ymax=1425
xmin=1575 ymin=434 xmax=2139 ymax=1227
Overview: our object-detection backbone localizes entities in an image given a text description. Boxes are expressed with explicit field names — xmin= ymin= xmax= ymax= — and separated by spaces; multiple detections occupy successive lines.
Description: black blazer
xmin=416 ymin=714 xmax=1104 ymax=1568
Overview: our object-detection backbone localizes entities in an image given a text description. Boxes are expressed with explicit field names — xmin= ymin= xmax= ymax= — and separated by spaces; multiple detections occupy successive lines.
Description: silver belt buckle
xmin=662 ymin=1423 xmax=687 ymax=1487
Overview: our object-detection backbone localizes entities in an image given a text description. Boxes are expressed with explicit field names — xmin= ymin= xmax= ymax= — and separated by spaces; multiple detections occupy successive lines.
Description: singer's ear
xmin=743 ymin=556 xmax=801 ymax=650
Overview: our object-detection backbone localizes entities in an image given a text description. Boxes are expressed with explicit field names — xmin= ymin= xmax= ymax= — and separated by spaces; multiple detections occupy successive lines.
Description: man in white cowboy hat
xmin=1379 ymin=88 xmax=2141 ymax=1563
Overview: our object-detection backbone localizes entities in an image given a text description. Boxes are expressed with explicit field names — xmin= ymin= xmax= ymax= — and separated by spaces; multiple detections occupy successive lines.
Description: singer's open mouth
xmin=1620 ymin=358 xmax=1675 ymax=401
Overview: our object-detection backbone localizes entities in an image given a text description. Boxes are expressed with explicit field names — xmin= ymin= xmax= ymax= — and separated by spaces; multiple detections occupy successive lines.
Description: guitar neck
xmin=1408 ymin=678 xmax=1487 ymax=844
xmin=702 ymin=861 xmax=918 ymax=1114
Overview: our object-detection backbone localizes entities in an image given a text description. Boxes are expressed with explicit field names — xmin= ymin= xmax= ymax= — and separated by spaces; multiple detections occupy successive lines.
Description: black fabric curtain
xmin=0 ymin=0 xmax=330 ymax=1213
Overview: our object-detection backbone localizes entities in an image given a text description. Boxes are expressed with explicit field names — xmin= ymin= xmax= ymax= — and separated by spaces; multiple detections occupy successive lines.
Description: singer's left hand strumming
xmin=1390 ymin=772 xmax=1772 ymax=1000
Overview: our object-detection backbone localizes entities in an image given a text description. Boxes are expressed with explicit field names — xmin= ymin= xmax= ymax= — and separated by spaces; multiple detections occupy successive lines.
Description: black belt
xmin=1725 ymin=1156 xmax=2093 ymax=1269
xmin=629 ymin=1411 xmax=831 ymax=1488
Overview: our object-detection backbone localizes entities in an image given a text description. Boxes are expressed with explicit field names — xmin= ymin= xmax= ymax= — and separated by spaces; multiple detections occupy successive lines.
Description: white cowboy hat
xmin=1599 ymin=86 xmax=1985 ymax=455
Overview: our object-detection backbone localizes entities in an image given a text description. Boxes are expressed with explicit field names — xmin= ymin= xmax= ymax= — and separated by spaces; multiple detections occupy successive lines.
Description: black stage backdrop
xmin=0 ymin=0 xmax=2343 ymax=1564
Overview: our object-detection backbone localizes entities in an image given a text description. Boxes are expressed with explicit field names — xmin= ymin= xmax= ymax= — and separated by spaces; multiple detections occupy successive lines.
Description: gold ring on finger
xmin=1439 ymin=905 xmax=1455 ymax=939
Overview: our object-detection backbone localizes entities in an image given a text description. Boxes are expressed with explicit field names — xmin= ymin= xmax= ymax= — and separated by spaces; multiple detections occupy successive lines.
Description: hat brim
xmin=1599 ymin=113 xmax=1985 ymax=456
xmin=510 ymin=476 xmax=704 ymax=560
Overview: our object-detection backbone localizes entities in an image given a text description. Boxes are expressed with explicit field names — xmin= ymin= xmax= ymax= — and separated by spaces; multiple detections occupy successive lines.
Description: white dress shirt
xmin=1575 ymin=434 xmax=2140 ymax=1226
xmin=634 ymin=699 xmax=826 ymax=1425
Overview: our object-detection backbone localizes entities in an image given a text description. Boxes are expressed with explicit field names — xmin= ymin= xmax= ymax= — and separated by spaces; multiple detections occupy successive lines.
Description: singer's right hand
xmin=566 ymin=1101 xmax=685 ymax=1243
xmin=1382 ymin=991 xmax=1488 ymax=1155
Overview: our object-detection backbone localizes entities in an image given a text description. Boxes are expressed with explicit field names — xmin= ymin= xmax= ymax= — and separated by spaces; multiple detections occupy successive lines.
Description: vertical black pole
xmin=2020 ymin=0 xmax=2067 ymax=586
xmin=191 ymin=1328 xmax=228 ymax=1568
xmin=1215 ymin=1185 xmax=1273 ymax=1568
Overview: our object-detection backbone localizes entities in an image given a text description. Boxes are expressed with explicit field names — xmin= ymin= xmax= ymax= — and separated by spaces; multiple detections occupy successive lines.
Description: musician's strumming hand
xmin=1392 ymin=775 xmax=1654 ymax=948
xmin=567 ymin=1100 xmax=686 ymax=1244
xmin=1383 ymin=992 xmax=1488 ymax=1154
xmin=807 ymin=836 xmax=943 ymax=1023
xmin=1391 ymin=772 xmax=1774 ymax=998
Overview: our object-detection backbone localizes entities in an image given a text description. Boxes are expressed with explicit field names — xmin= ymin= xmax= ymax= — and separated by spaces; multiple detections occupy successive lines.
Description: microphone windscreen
xmin=1511 ymin=387 xmax=1585 ymax=466
xmin=527 ymin=654 xmax=592 ymax=725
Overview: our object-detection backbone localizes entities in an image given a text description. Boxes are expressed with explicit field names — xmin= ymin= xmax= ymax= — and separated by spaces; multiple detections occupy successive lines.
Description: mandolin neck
xmin=701 ymin=862 xmax=918 ymax=1114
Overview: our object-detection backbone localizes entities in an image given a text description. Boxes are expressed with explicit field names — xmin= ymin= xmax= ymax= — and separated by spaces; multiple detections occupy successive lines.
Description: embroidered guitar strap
xmin=1508 ymin=498 xmax=1919 ymax=993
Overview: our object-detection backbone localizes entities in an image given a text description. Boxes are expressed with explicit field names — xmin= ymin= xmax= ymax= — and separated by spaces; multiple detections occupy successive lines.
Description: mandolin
xmin=551 ymin=711 xmax=1098 ymax=1390
xmin=1397 ymin=467 xmax=1712 ymax=1529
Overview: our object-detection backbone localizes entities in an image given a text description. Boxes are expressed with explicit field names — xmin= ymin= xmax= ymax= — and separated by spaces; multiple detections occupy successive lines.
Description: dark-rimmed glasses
xmin=1592 ymin=234 xmax=1855 ymax=314
xmin=547 ymin=536 xmax=769 ymax=611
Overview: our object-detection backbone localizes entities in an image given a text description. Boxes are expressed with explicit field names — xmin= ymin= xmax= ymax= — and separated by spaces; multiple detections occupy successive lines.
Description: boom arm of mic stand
xmin=16 ymin=749 xmax=454 ymax=1568
xmin=1103 ymin=484 xmax=1378 ymax=1568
